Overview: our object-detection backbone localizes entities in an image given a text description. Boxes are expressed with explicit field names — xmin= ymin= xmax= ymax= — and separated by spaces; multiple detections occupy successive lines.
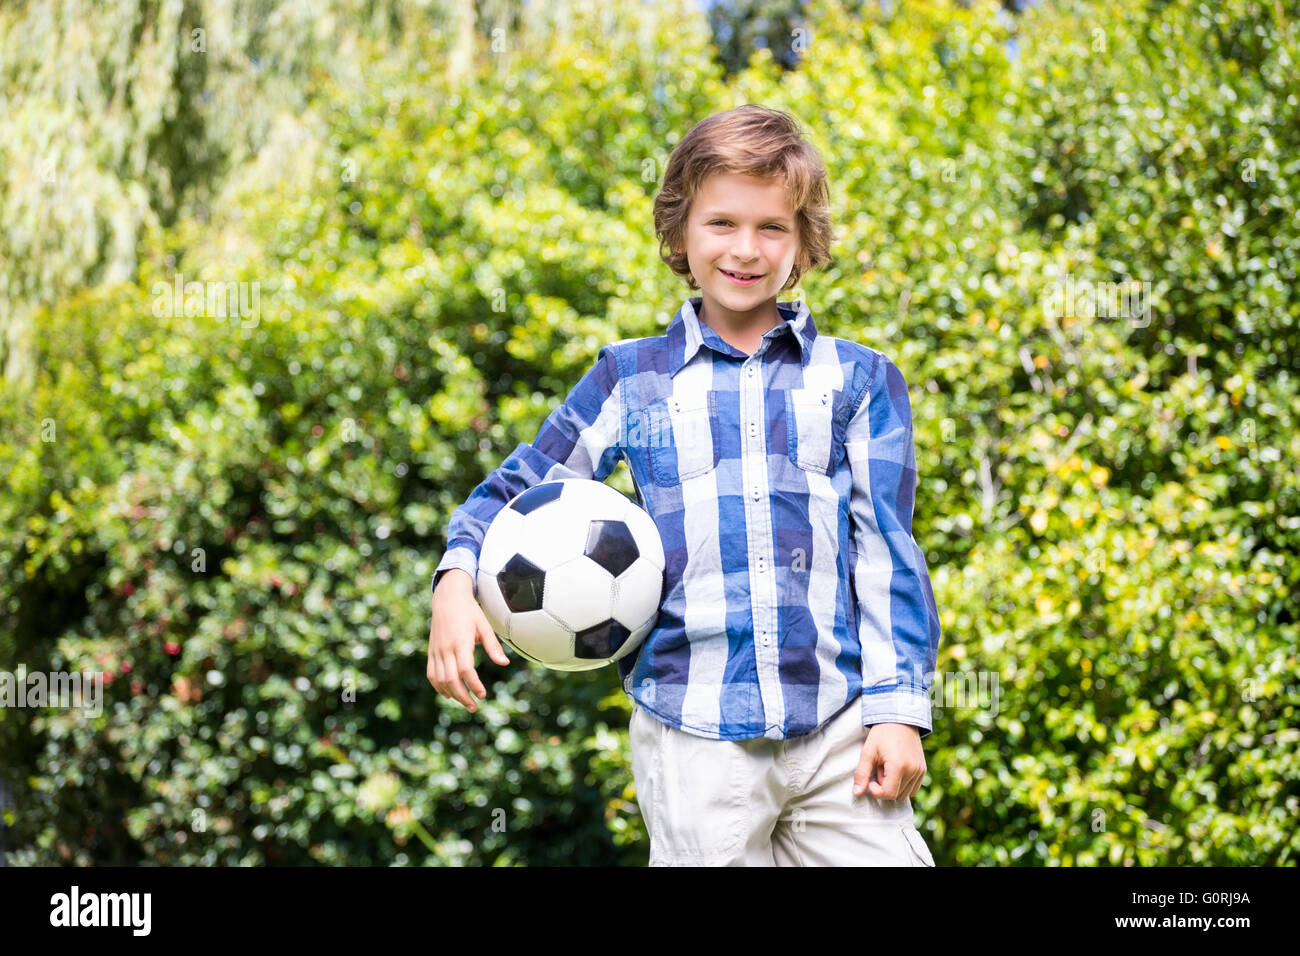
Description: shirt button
xmin=748 ymin=367 xmax=756 ymax=377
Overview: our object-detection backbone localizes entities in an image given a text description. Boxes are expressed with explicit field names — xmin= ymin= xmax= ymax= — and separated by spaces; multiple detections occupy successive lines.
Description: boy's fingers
xmin=868 ymin=758 xmax=897 ymax=799
xmin=908 ymin=766 xmax=925 ymax=796
xmin=478 ymin=617 xmax=510 ymax=665
xmin=853 ymin=741 xmax=879 ymax=796
xmin=441 ymin=652 xmax=476 ymax=710
xmin=897 ymin=768 xmax=915 ymax=800
xmin=456 ymin=644 xmax=487 ymax=701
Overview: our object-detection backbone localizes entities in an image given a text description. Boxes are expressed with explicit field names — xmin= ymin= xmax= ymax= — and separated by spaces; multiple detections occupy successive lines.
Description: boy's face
xmin=675 ymin=171 xmax=801 ymax=330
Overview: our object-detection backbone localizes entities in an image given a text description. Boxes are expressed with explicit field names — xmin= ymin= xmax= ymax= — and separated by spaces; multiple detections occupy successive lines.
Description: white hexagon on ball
xmin=517 ymin=504 xmax=588 ymax=571
xmin=563 ymin=481 xmax=628 ymax=523
xmin=543 ymin=556 xmax=614 ymax=631
xmin=508 ymin=609 xmax=574 ymax=665
xmin=612 ymin=556 xmax=664 ymax=633
xmin=478 ymin=506 xmax=526 ymax=576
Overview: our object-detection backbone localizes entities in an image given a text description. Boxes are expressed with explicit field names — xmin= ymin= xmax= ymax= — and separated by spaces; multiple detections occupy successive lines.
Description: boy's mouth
xmin=721 ymin=269 xmax=764 ymax=283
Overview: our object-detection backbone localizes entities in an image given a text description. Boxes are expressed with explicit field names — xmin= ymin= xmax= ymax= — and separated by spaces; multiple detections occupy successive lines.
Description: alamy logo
xmin=622 ymin=404 xmax=712 ymax=449
xmin=151 ymin=272 xmax=260 ymax=327
xmin=1041 ymin=274 xmax=1152 ymax=327
xmin=49 ymin=886 xmax=151 ymax=936
xmin=0 ymin=667 xmax=103 ymax=718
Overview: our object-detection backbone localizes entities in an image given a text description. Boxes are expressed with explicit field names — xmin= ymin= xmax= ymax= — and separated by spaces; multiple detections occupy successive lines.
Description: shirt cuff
xmin=861 ymin=687 xmax=933 ymax=739
xmin=432 ymin=546 xmax=479 ymax=598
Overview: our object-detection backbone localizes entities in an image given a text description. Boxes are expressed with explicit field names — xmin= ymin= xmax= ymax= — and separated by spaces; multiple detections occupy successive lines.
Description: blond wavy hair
xmin=654 ymin=105 xmax=835 ymax=291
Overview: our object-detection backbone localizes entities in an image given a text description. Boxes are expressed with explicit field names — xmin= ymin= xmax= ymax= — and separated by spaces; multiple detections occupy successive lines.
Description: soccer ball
xmin=475 ymin=478 xmax=666 ymax=671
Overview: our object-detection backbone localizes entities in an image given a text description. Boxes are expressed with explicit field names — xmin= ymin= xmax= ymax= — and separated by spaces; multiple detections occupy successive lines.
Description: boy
xmin=429 ymin=105 xmax=941 ymax=866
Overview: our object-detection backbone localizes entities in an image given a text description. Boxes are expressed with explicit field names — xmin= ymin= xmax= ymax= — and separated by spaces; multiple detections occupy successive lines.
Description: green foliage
xmin=1 ymin=0 xmax=1296 ymax=865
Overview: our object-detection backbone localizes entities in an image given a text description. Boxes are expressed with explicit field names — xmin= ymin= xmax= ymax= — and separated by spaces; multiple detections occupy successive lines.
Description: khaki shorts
xmin=629 ymin=699 xmax=937 ymax=866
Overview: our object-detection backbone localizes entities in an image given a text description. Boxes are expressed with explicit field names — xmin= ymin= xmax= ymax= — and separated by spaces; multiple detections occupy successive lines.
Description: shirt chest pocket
xmin=786 ymin=387 xmax=846 ymax=476
xmin=646 ymin=392 xmax=721 ymax=486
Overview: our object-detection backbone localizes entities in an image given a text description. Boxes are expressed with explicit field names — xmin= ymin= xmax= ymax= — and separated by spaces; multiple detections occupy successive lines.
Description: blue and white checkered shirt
xmin=433 ymin=295 xmax=942 ymax=741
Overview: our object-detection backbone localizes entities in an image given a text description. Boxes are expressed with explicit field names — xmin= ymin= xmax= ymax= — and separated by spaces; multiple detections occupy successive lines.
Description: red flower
xmin=165 ymin=641 xmax=181 ymax=655
xmin=120 ymin=660 xmax=133 ymax=674
xmin=122 ymin=582 xmax=136 ymax=597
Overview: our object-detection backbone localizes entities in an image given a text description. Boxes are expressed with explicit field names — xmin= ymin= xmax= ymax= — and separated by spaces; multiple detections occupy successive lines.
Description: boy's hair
xmin=654 ymin=104 xmax=835 ymax=292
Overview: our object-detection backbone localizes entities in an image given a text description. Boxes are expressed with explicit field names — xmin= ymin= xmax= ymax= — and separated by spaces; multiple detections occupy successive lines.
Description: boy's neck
xmin=697 ymin=296 xmax=782 ymax=356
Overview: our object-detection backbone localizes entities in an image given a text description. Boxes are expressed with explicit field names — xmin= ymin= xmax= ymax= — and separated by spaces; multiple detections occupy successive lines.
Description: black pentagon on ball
xmin=575 ymin=619 xmax=633 ymax=660
xmin=508 ymin=482 xmax=563 ymax=515
xmin=585 ymin=519 xmax=638 ymax=577
xmin=498 ymin=554 xmax=545 ymax=612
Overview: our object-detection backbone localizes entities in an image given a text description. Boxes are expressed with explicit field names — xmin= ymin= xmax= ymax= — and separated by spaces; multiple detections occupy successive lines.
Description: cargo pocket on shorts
xmin=900 ymin=824 xmax=936 ymax=867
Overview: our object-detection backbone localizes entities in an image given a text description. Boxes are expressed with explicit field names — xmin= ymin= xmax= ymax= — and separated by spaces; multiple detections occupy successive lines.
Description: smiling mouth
xmin=721 ymin=269 xmax=764 ymax=280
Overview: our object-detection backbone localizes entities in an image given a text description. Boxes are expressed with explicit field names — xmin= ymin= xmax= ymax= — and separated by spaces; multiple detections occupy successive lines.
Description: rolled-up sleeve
xmin=432 ymin=345 xmax=625 ymax=596
xmin=843 ymin=352 xmax=942 ymax=737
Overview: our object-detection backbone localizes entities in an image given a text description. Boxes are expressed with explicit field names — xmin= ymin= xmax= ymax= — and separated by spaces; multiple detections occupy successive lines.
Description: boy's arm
xmin=431 ymin=344 xmax=624 ymax=597
xmin=843 ymin=352 xmax=942 ymax=738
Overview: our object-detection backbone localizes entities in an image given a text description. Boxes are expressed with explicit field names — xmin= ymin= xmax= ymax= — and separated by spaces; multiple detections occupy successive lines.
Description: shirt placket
xmin=740 ymin=343 xmax=785 ymax=739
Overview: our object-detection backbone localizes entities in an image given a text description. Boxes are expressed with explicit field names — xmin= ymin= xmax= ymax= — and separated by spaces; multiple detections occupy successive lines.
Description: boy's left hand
xmin=853 ymin=722 xmax=926 ymax=800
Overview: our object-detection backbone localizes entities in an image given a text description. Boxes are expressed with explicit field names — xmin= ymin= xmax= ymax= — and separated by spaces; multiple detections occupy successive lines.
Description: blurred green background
xmin=1 ymin=0 xmax=1296 ymax=866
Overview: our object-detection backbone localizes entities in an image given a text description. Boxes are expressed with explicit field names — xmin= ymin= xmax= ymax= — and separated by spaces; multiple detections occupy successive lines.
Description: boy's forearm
xmin=433 ymin=566 xmax=476 ymax=599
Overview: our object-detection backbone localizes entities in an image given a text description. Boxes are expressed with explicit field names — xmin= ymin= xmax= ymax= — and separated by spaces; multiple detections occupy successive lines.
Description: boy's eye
xmin=708 ymin=220 xmax=786 ymax=230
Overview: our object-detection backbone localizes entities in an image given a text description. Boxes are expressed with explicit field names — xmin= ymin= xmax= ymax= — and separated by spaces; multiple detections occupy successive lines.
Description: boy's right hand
xmin=427 ymin=569 xmax=510 ymax=713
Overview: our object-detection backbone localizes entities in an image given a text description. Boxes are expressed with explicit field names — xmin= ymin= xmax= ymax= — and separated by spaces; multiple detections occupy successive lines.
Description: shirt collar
xmin=666 ymin=295 xmax=816 ymax=377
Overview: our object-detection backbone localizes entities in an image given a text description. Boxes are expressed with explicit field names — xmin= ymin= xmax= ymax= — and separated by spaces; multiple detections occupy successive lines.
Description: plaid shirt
xmin=433 ymin=295 xmax=941 ymax=741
